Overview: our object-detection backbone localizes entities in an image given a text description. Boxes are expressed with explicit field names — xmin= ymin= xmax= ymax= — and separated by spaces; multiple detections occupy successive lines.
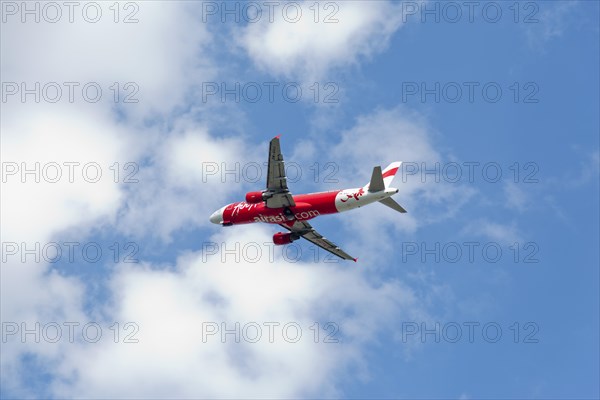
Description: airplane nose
xmin=209 ymin=208 xmax=223 ymax=224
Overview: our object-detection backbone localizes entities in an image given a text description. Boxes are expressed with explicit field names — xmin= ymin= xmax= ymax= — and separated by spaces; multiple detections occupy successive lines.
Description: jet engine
xmin=245 ymin=191 xmax=265 ymax=204
xmin=273 ymin=232 xmax=300 ymax=245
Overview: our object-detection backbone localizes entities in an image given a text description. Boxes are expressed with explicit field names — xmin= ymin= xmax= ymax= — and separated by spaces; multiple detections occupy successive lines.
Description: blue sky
xmin=1 ymin=1 xmax=598 ymax=398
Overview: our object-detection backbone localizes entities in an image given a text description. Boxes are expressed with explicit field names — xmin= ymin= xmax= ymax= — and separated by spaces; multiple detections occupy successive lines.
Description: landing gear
xmin=283 ymin=207 xmax=295 ymax=221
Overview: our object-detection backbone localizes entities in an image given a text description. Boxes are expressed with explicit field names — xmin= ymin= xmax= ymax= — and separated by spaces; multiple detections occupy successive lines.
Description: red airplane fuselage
xmin=217 ymin=190 xmax=342 ymax=226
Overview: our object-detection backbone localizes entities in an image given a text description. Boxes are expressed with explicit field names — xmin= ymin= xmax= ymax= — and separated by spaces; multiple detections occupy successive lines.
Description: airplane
xmin=209 ymin=136 xmax=407 ymax=261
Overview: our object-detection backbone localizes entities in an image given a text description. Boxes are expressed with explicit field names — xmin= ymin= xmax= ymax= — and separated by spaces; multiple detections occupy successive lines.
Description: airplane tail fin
xmin=365 ymin=162 xmax=407 ymax=213
xmin=381 ymin=162 xmax=401 ymax=188
xmin=366 ymin=162 xmax=402 ymax=192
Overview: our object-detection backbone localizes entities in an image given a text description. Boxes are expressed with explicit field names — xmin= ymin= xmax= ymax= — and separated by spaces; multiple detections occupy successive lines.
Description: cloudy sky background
xmin=1 ymin=1 xmax=598 ymax=398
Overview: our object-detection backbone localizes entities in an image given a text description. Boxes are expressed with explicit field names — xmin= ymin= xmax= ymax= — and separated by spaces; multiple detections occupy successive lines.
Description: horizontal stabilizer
xmin=379 ymin=197 xmax=407 ymax=213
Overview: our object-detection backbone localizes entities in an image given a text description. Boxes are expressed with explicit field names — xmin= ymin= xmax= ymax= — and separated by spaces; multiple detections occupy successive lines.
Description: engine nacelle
xmin=273 ymin=232 xmax=299 ymax=246
xmin=245 ymin=191 xmax=264 ymax=204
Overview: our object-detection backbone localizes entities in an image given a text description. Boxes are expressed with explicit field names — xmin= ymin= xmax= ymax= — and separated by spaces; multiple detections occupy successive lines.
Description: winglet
xmin=274 ymin=134 xmax=281 ymax=139
xmin=353 ymin=258 xmax=358 ymax=262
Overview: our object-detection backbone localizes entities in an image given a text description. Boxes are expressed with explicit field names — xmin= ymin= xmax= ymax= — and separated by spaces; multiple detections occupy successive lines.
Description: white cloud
xmin=1 ymin=6 xmax=218 ymax=378
xmin=1 ymin=4 xmax=230 ymax=397
xmin=325 ymin=106 xmax=476 ymax=263
xmin=0 ymin=104 xmax=131 ymax=244
xmin=0 ymin=259 xmax=89 ymax=398
xmin=462 ymin=219 xmax=523 ymax=244
xmin=525 ymin=2 xmax=579 ymax=49
xmin=237 ymin=1 xmax=405 ymax=81
xmin=2 ymin=226 xmax=430 ymax=399
xmin=1 ymin=2 xmax=218 ymax=244
xmin=1 ymin=4 xmax=450 ymax=398
xmin=114 ymin=119 xmax=264 ymax=241
xmin=571 ymin=149 xmax=600 ymax=187
xmin=0 ymin=103 xmax=463 ymax=398
xmin=503 ymin=181 xmax=530 ymax=212
xmin=1 ymin=2 xmax=213 ymax=118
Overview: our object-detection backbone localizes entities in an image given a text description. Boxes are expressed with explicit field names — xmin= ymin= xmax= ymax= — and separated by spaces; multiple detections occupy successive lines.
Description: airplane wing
xmin=265 ymin=136 xmax=296 ymax=209
xmin=279 ymin=220 xmax=357 ymax=261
